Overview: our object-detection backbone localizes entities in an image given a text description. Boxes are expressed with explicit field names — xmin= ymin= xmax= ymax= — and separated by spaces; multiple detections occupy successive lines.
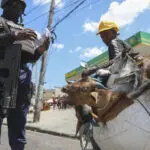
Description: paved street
xmin=2 ymin=97 xmax=150 ymax=150
xmin=26 ymin=108 xmax=77 ymax=136
xmin=0 ymin=126 xmax=81 ymax=150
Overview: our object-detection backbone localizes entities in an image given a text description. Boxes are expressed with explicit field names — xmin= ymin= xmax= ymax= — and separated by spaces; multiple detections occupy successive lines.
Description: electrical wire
xmin=54 ymin=0 xmax=80 ymax=14
xmin=25 ymin=11 xmax=49 ymax=25
xmin=52 ymin=0 xmax=87 ymax=31
xmin=25 ymin=3 xmax=42 ymax=16
xmin=77 ymin=0 xmax=102 ymax=11
xmin=136 ymin=98 xmax=150 ymax=116
xmin=52 ymin=0 xmax=103 ymax=31
xmin=25 ymin=0 xmax=100 ymax=29
xmin=24 ymin=0 xmax=79 ymax=25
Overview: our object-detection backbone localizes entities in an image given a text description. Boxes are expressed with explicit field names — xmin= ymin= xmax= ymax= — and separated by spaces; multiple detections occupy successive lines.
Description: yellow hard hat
xmin=96 ymin=21 xmax=119 ymax=35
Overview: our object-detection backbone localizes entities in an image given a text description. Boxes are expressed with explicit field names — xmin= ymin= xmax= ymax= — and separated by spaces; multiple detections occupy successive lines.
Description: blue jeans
xmin=80 ymin=120 xmax=101 ymax=150
xmin=7 ymin=104 xmax=29 ymax=150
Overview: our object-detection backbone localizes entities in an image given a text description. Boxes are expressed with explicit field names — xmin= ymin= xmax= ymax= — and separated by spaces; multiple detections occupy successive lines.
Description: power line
xmin=24 ymin=0 xmax=78 ymax=25
xmin=53 ymin=0 xmax=81 ymax=25
xmin=25 ymin=3 xmax=42 ymax=16
xmin=54 ymin=0 xmax=73 ymax=9
xmin=77 ymin=0 xmax=103 ymax=12
xmin=25 ymin=11 xmax=49 ymax=25
xmin=56 ymin=0 xmax=102 ymax=18
xmin=52 ymin=0 xmax=103 ymax=30
xmin=53 ymin=0 xmax=104 ymax=31
xmin=54 ymin=0 xmax=79 ymax=14
xmin=24 ymin=0 xmax=99 ymax=27
xmin=25 ymin=0 xmax=74 ymax=17
xmin=52 ymin=0 xmax=87 ymax=31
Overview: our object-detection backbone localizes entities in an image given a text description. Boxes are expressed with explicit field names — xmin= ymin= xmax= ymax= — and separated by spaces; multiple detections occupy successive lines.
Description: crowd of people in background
xmin=42 ymin=96 xmax=70 ymax=111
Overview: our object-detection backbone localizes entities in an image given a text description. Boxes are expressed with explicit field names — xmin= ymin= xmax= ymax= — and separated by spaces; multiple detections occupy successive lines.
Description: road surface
xmin=0 ymin=126 xmax=81 ymax=150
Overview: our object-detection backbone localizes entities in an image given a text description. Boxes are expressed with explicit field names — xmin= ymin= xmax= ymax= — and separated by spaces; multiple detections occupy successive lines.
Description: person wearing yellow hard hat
xmin=97 ymin=21 xmax=119 ymax=36
xmin=97 ymin=20 xmax=134 ymax=60
xmin=93 ymin=21 xmax=137 ymax=88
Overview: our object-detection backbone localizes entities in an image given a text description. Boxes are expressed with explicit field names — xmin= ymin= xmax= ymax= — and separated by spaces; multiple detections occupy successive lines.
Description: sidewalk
xmin=3 ymin=108 xmax=78 ymax=139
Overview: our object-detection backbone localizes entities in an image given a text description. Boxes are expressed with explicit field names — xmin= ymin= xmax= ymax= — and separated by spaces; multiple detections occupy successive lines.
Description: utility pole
xmin=33 ymin=0 xmax=55 ymax=122
xmin=35 ymin=62 xmax=38 ymax=96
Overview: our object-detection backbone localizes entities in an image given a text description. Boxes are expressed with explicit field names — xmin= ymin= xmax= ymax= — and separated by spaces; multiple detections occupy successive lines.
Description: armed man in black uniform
xmin=0 ymin=0 xmax=50 ymax=149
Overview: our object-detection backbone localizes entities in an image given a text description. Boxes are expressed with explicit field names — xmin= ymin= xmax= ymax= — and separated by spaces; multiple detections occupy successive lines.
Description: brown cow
xmin=62 ymin=55 xmax=150 ymax=124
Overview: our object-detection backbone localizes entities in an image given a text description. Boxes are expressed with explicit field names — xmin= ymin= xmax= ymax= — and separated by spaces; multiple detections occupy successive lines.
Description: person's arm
xmin=109 ymin=39 xmax=135 ymax=60
xmin=27 ymin=37 xmax=50 ymax=62
xmin=108 ymin=39 xmax=122 ymax=60
xmin=0 ymin=25 xmax=38 ymax=48
xmin=30 ymin=48 xmax=43 ymax=62
xmin=90 ymin=109 xmax=99 ymax=122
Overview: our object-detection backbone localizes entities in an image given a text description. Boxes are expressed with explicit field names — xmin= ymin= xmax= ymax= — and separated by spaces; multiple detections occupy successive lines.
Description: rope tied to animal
xmin=128 ymin=79 xmax=150 ymax=116
xmin=128 ymin=79 xmax=150 ymax=99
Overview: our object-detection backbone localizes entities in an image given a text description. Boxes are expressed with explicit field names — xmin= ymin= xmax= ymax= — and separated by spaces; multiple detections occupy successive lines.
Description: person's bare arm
xmin=90 ymin=109 xmax=99 ymax=122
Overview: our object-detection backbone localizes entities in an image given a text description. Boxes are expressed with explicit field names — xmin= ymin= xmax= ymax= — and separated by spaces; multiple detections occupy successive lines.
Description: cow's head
xmin=62 ymin=78 xmax=96 ymax=105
